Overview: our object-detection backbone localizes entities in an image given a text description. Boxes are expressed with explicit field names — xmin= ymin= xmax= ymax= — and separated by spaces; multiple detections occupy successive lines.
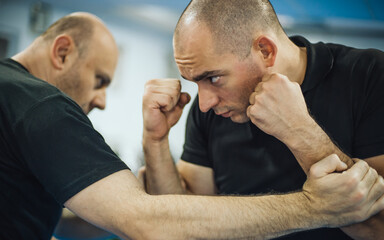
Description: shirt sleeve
xmin=353 ymin=49 xmax=384 ymax=158
xmin=13 ymin=94 xmax=129 ymax=205
xmin=181 ymin=96 xmax=213 ymax=168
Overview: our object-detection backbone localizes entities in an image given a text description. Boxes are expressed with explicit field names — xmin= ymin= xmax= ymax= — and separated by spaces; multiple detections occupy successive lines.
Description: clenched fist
xmin=247 ymin=73 xmax=313 ymax=143
xmin=142 ymin=79 xmax=190 ymax=141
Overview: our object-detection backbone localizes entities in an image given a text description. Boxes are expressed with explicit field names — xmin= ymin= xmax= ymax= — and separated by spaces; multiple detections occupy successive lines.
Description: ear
xmin=252 ymin=36 xmax=277 ymax=68
xmin=50 ymin=35 xmax=76 ymax=70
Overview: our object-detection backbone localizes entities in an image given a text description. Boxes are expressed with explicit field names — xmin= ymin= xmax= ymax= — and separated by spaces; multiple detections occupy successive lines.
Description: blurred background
xmin=1 ymin=0 xmax=383 ymax=173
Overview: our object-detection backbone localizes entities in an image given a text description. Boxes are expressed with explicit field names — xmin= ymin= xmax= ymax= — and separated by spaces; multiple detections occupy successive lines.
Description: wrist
xmin=142 ymin=132 xmax=171 ymax=164
xmin=280 ymin=116 xmax=321 ymax=151
xmin=143 ymin=130 xmax=169 ymax=145
xmin=296 ymin=191 xmax=326 ymax=229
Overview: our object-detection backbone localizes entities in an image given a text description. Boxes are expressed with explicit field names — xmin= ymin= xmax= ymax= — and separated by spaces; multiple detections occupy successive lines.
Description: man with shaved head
xmin=142 ymin=0 xmax=384 ymax=239
xmin=1 ymin=10 xmax=384 ymax=240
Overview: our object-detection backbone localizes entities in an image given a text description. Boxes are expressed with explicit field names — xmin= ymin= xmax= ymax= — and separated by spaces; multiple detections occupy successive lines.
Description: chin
xmin=230 ymin=114 xmax=250 ymax=123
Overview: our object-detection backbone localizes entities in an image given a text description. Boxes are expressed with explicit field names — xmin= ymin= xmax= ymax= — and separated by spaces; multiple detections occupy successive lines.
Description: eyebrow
xmin=182 ymin=70 xmax=225 ymax=82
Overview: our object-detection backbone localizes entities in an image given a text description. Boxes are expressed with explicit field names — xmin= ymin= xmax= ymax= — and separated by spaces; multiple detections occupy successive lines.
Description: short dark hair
xmin=41 ymin=15 xmax=94 ymax=56
xmin=175 ymin=0 xmax=284 ymax=58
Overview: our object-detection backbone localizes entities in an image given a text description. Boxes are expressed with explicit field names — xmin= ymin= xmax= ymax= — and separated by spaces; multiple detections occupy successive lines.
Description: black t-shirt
xmin=181 ymin=36 xmax=384 ymax=239
xmin=0 ymin=59 xmax=129 ymax=239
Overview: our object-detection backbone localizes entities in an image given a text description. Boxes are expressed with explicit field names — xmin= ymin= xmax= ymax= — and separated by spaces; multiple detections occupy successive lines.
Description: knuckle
xmin=308 ymin=166 xmax=319 ymax=178
xmin=359 ymin=160 xmax=369 ymax=169
xmin=144 ymin=83 xmax=156 ymax=92
xmin=379 ymin=176 xmax=384 ymax=187
xmin=257 ymin=82 xmax=265 ymax=90
xmin=269 ymin=73 xmax=279 ymax=79
xmin=254 ymin=94 xmax=265 ymax=105
xmin=352 ymin=189 xmax=366 ymax=203
xmin=247 ymin=106 xmax=257 ymax=118
xmin=345 ymin=174 xmax=360 ymax=189
xmin=272 ymin=73 xmax=286 ymax=82
xmin=370 ymin=168 xmax=378 ymax=178
xmin=325 ymin=154 xmax=338 ymax=164
xmin=147 ymin=79 xmax=158 ymax=85
xmin=165 ymin=94 xmax=173 ymax=104
xmin=329 ymin=153 xmax=339 ymax=160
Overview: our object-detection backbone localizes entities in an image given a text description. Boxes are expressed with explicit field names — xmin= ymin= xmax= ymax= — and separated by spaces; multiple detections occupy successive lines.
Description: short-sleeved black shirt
xmin=0 ymin=59 xmax=129 ymax=239
xmin=181 ymin=36 xmax=384 ymax=239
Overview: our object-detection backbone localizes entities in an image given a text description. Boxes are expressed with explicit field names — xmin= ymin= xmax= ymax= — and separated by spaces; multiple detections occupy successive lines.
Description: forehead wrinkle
xmin=175 ymin=59 xmax=196 ymax=66
xmin=175 ymin=53 xmax=199 ymax=66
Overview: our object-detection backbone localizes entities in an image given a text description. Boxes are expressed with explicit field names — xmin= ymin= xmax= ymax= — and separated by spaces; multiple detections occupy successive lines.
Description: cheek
xmin=77 ymin=71 xmax=96 ymax=94
xmin=71 ymin=79 xmax=95 ymax=106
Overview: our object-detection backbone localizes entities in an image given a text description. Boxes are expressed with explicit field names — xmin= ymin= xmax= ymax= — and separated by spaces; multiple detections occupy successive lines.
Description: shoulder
xmin=0 ymin=59 xmax=82 ymax=128
xmin=324 ymin=44 xmax=384 ymax=92
xmin=327 ymin=43 xmax=384 ymax=71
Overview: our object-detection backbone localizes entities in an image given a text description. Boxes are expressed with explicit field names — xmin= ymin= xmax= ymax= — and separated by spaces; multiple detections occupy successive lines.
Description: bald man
xmin=142 ymin=0 xmax=384 ymax=239
xmin=1 ymin=11 xmax=384 ymax=240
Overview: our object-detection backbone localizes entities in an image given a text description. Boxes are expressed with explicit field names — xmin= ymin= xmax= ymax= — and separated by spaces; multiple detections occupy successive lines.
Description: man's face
xmin=174 ymin=24 xmax=266 ymax=123
xmin=56 ymin=31 xmax=118 ymax=115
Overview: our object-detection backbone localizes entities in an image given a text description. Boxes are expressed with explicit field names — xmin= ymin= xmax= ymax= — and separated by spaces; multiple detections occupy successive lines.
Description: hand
xmin=142 ymin=79 xmax=190 ymax=141
xmin=246 ymin=73 xmax=312 ymax=142
xmin=303 ymin=154 xmax=384 ymax=227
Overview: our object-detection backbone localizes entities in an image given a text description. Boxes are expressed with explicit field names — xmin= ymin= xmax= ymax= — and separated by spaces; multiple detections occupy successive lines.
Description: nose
xmin=90 ymin=89 xmax=106 ymax=111
xmin=198 ymin=84 xmax=219 ymax=112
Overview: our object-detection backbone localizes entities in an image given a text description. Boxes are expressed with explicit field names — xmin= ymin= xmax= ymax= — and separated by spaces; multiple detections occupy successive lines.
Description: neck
xmin=11 ymin=39 xmax=53 ymax=84
xmin=273 ymin=37 xmax=307 ymax=85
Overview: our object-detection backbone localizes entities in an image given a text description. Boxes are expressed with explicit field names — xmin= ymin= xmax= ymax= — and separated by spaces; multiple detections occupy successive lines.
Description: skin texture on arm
xmin=54 ymin=208 xmax=115 ymax=239
xmin=177 ymin=160 xmax=217 ymax=195
xmin=170 ymin=2 xmax=384 ymax=237
xmin=247 ymin=73 xmax=384 ymax=239
xmin=138 ymin=159 xmax=216 ymax=195
xmin=65 ymin=156 xmax=384 ymax=240
xmin=247 ymin=72 xmax=355 ymax=172
xmin=142 ymin=136 xmax=185 ymax=195
xmin=142 ymin=79 xmax=190 ymax=194
xmin=141 ymin=71 xmax=384 ymax=239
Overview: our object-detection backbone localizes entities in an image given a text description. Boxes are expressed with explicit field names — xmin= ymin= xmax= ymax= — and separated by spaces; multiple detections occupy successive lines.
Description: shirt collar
xmin=290 ymin=36 xmax=334 ymax=93
xmin=5 ymin=58 xmax=30 ymax=73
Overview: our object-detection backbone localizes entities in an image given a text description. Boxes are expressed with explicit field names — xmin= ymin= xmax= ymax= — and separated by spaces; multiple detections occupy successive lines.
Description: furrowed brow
xmin=192 ymin=70 xmax=223 ymax=82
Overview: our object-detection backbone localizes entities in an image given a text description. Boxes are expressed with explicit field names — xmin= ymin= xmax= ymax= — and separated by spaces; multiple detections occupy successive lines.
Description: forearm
xmin=54 ymin=208 xmax=114 ymax=239
xmin=282 ymin=119 xmax=384 ymax=239
xmin=67 ymin=171 xmax=324 ymax=240
xmin=136 ymin=191 xmax=321 ymax=240
xmin=342 ymin=210 xmax=384 ymax=240
xmin=282 ymin=116 xmax=354 ymax=173
xmin=143 ymin=132 xmax=185 ymax=194
xmin=67 ymin=168 xmax=384 ymax=240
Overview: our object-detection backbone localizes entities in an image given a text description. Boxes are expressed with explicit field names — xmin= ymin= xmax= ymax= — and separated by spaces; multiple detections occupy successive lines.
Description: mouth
xmin=216 ymin=111 xmax=231 ymax=118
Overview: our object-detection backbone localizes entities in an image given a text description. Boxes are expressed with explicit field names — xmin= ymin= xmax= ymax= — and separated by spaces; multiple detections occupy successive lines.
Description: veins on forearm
xmin=285 ymin=116 xmax=353 ymax=172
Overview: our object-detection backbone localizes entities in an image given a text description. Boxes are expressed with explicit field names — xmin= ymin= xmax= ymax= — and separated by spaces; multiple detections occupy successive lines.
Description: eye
xmin=95 ymin=75 xmax=110 ymax=89
xmin=209 ymin=76 xmax=220 ymax=84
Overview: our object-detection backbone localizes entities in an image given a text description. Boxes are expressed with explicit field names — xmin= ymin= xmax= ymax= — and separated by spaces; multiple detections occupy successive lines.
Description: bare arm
xmin=247 ymin=73 xmax=384 ymax=239
xmin=142 ymin=79 xmax=190 ymax=194
xmin=65 ymin=156 xmax=384 ymax=240
xmin=177 ymin=160 xmax=217 ymax=195
xmin=143 ymin=137 xmax=185 ymax=194
xmin=247 ymin=73 xmax=354 ymax=173
xmin=54 ymin=208 xmax=115 ymax=239
xmin=342 ymin=155 xmax=384 ymax=240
